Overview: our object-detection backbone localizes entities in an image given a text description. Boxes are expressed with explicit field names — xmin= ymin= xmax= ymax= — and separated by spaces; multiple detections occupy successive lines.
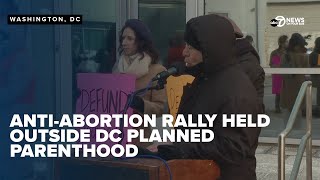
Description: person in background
xmin=309 ymin=37 xmax=320 ymax=106
xmin=269 ymin=35 xmax=289 ymax=113
xmin=167 ymin=32 xmax=185 ymax=67
xmin=217 ymin=15 xmax=265 ymax=113
xmin=95 ymin=27 xmax=117 ymax=73
xmin=280 ymin=33 xmax=309 ymax=112
xmin=235 ymin=37 xmax=265 ymax=114
xmin=112 ymin=19 xmax=167 ymax=147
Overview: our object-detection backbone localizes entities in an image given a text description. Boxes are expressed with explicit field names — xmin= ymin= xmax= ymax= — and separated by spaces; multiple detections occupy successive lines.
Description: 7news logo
xmin=270 ymin=16 xmax=304 ymax=27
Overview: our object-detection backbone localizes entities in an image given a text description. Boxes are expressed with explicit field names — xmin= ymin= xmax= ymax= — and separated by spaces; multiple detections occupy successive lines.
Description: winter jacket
xmin=157 ymin=14 xmax=261 ymax=180
xmin=236 ymin=39 xmax=265 ymax=112
xmin=280 ymin=52 xmax=309 ymax=110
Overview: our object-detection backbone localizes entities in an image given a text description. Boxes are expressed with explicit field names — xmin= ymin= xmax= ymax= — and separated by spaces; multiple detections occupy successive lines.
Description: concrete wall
xmin=205 ymin=0 xmax=257 ymax=48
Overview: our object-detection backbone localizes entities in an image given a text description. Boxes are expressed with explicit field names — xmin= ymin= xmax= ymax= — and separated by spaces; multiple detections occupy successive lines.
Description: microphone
xmin=152 ymin=62 xmax=186 ymax=81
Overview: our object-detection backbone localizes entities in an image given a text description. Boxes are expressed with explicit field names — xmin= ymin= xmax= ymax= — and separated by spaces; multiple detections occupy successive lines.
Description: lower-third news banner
xmin=9 ymin=114 xmax=270 ymax=158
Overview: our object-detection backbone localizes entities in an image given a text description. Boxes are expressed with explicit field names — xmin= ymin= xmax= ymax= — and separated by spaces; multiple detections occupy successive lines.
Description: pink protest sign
xmin=76 ymin=73 xmax=136 ymax=146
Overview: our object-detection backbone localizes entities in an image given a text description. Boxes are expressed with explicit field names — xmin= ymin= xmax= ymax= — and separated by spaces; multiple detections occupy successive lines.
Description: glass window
xmin=263 ymin=24 xmax=319 ymax=142
xmin=139 ymin=0 xmax=186 ymax=68
xmin=71 ymin=0 xmax=117 ymax=112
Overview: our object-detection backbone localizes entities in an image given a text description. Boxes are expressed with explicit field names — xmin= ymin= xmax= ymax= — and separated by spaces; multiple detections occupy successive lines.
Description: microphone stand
xmin=118 ymin=78 xmax=167 ymax=145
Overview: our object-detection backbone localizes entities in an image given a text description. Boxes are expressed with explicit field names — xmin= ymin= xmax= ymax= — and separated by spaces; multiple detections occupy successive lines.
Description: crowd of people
xmin=270 ymin=34 xmax=320 ymax=113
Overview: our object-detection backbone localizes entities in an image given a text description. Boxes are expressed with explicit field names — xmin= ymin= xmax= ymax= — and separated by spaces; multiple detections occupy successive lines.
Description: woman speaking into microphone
xmin=142 ymin=14 xmax=261 ymax=180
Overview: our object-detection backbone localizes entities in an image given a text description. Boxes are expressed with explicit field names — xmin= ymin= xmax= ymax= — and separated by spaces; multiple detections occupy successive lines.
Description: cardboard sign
xmin=76 ymin=73 xmax=136 ymax=146
xmin=166 ymin=75 xmax=195 ymax=119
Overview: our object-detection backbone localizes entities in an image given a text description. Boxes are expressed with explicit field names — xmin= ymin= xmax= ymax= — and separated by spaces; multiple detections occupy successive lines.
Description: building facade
xmin=24 ymin=0 xmax=320 ymax=144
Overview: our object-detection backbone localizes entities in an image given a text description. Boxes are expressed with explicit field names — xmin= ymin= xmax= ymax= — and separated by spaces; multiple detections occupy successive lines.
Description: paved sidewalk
xmin=256 ymin=143 xmax=320 ymax=180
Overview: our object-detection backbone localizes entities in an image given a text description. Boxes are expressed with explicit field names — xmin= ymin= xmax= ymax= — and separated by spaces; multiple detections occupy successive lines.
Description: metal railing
xmin=278 ymin=81 xmax=312 ymax=180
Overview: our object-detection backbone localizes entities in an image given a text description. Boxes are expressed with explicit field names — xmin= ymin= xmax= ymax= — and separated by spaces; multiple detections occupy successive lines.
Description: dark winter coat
xmin=236 ymin=38 xmax=265 ymax=112
xmin=157 ymin=14 xmax=262 ymax=180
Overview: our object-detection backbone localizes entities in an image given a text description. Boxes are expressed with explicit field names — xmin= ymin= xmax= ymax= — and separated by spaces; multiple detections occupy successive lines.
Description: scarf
xmin=112 ymin=53 xmax=151 ymax=78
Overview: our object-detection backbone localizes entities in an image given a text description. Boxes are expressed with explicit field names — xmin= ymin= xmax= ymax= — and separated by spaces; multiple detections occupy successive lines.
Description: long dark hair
xmin=287 ymin=33 xmax=307 ymax=53
xmin=118 ymin=20 xmax=159 ymax=64
xmin=278 ymin=35 xmax=288 ymax=49
xmin=313 ymin=37 xmax=320 ymax=54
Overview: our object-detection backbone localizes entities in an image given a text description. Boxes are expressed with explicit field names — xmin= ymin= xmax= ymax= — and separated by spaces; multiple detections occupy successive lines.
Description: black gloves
xmin=129 ymin=95 xmax=144 ymax=113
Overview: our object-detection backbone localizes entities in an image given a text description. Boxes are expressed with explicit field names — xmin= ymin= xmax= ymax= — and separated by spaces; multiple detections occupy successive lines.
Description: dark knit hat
xmin=124 ymin=19 xmax=152 ymax=43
